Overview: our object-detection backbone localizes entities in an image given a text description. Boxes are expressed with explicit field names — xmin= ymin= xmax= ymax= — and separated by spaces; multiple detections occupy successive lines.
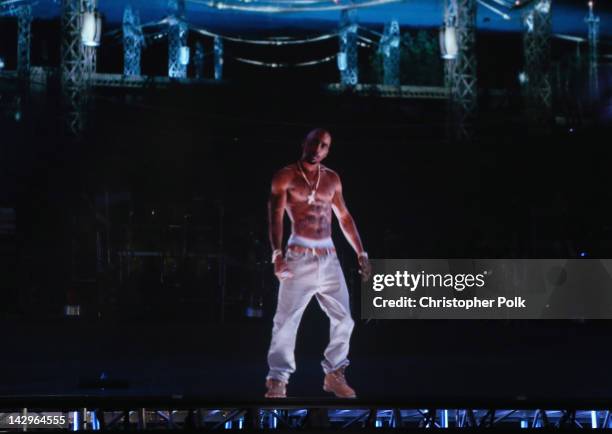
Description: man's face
xmin=302 ymin=132 xmax=331 ymax=164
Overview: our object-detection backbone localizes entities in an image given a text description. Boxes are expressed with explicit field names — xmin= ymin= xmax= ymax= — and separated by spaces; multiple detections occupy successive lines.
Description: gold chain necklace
xmin=297 ymin=161 xmax=321 ymax=205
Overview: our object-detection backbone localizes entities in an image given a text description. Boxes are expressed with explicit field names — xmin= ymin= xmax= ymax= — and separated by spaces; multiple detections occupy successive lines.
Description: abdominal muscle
xmin=286 ymin=201 xmax=333 ymax=240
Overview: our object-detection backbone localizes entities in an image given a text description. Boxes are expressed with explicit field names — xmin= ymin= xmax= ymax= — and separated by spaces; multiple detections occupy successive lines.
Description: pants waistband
xmin=287 ymin=234 xmax=334 ymax=249
xmin=287 ymin=245 xmax=336 ymax=256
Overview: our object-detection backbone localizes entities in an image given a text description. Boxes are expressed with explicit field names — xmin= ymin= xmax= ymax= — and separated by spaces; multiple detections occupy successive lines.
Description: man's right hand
xmin=274 ymin=256 xmax=294 ymax=281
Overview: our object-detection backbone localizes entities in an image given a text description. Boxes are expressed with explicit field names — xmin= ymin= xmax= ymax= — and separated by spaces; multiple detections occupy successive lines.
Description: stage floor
xmin=2 ymin=307 xmax=612 ymax=401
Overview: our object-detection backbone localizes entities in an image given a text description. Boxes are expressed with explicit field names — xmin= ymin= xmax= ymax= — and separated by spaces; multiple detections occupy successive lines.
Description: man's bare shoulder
xmin=321 ymin=165 xmax=341 ymax=184
xmin=271 ymin=164 xmax=297 ymax=187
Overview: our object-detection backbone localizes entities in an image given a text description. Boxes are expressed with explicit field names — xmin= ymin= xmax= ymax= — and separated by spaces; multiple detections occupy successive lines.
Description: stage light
xmin=64 ymin=304 xmax=81 ymax=316
xmin=518 ymin=71 xmax=528 ymax=84
xmin=246 ymin=306 xmax=263 ymax=318
xmin=92 ymin=411 xmax=100 ymax=430
xmin=0 ymin=57 xmax=4 ymax=70
xmin=81 ymin=10 xmax=102 ymax=47
xmin=180 ymin=46 xmax=190 ymax=66
xmin=535 ymin=0 xmax=550 ymax=14
xmin=591 ymin=411 xmax=598 ymax=428
xmin=439 ymin=26 xmax=458 ymax=60
xmin=580 ymin=251 xmax=587 ymax=257
xmin=337 ymin=52 xmax=347 ymax=71
xmin=441 ymin=410 xmax=449 ymax=428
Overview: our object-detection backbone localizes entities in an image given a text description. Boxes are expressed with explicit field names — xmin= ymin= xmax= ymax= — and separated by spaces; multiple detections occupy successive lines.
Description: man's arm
xmin=268 ymin=169 xmax=293 ymax=280
xmin=268 ymin=171 xmax=288 ymax=252
xmin=331 ymin=174 xmax=371 ymax=280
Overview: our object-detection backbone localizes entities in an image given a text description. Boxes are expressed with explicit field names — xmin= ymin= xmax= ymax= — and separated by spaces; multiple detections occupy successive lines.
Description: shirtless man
xmin=265 ymin=128 xmax=371 ymax=399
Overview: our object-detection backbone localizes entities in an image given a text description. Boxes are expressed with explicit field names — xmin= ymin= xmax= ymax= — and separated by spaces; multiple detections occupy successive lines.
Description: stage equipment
xmin=476 ymin=0 xmax=510 ymax=19
xmin=379 ymin=20 xmax=400 ymax=86
xmin=17 ymin=5 xmax=31 ymax=78
xmin=168 ymin=0 xmax=188 ymax=78
xmin=189 ymin=25 xmax=338 ymax=45
xmin=443 ymin=0 xmax=477 ymax=141
xmin=233 ymin=55 xmax=336 ymax=68
xmin=522 ymin=0 xmax=552 ymax=121
xmin=122 ymin=3 xmax=144 ymax=76
xmin=439 ymin=25 xmax=458 ymax=60
xmin=180 ymin=46 xmax=190 ymax=65
xmin=0 ymin=396 xmax=611 ymax=430
xmin=81 ymin=10 xmax=102 ymax=47
xmin=339 ymin=8 xmax=358 ymax=87
xmin=585 ymin=1 xmax=599 ymax=102
xmin=0 ymin=1 xmax=32 ymax=79
xmin=214 ymin=36 xmax=223 ymax=80
xmin=194 ymin=41 xmax=205 ymax=78
xmin=188 ymin=0 xmax=405 ymax=13
xmin=61 ymin=0 xmax=98 ymax=136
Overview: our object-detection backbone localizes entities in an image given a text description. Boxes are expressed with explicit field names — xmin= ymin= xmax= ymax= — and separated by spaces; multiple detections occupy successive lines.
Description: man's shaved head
xmin=301 ymin=128 xmax=332 ymax=165
xmin=303 ymin=128 xmax=331 ymax=146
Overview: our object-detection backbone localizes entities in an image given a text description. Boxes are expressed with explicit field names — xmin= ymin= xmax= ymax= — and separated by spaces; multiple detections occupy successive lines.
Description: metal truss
xmin=339 ymin=8 xmax=359 ymax=87
xmin=168 ymin=0 xmax=188 ymax=78
xmin=379 ymin=20 xmax=400 ymax=87
xmin=123 ymin=3 xmax=144 ymax=77
xmin=17 ymin=5 xmax=31 ymax=79
xmin=214 ymin=36 xmax=223 ymax=80
xmin=86 ymin=74 xmax=448 ymax=100
xmin=444 ymin=0 xmax=477 ymax=141
xmin=61 ymin=0 xmax=97 ymax=136
xmin=188 ymin=0 xmax=404 ymax=14
xmin=585 ymin=3 xmax=599 ymax=102
xmin=194 ymin=41 xmax=205 ymax=79
xmin=0 ymin=1 xmax=32 ymax=80
xmin=1 ymin=398 xmax=612 ymax=430
xmin=326 ymin=83 xmax=447 ymax=99
xmin=522 ymin=0 xmax=552 ymax=121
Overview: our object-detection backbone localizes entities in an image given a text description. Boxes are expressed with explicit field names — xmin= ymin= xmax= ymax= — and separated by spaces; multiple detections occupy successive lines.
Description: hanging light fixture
xmin=439 ymin=25 xmax=458 ymax=59
xmin=337 ymin=52 xmax=347 ymax=71
xmin=179 ymin=46 xmax=190 ymax=66
xmin=81 ymin=10 xmax=102 ymax=47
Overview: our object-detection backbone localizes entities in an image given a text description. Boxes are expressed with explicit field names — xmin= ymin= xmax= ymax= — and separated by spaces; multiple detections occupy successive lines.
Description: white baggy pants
xmin=266 ymin=249 xmax=354 ymax=383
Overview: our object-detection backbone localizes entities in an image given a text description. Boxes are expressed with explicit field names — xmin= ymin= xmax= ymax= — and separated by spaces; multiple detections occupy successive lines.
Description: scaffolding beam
xmin=123 ymin=3 xmax=143 ymax=77
xmin=444 ymin=0 xmax=477 ymax=141
xmin=60 ymin=0 xmax=97 ymax=135
xmin=380 ymin=19 xmax=400 ymax=86
xmin=522 ymin=0 xmax=552 ymax=121
xmin=17 ymin=5 xmax=32 ymax=79
xmin=195 ymin=41 xmax=205 ymax=79
xmin=214 ymin=36 xmax=223 ymax=80
xmin=168 ymin=0 xmax=188 ymax=78
xmin=339 ymin=8 xmax=359 ymax=87
xmin=61 ymin=0 xmax=85 ymax=135
xmin=585 ymin=1 xmax=599 ymax=102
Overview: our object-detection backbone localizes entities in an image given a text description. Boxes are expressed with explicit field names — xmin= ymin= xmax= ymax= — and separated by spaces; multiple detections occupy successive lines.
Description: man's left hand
xmin=358 ymin=255 xmax=372 ymax=282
